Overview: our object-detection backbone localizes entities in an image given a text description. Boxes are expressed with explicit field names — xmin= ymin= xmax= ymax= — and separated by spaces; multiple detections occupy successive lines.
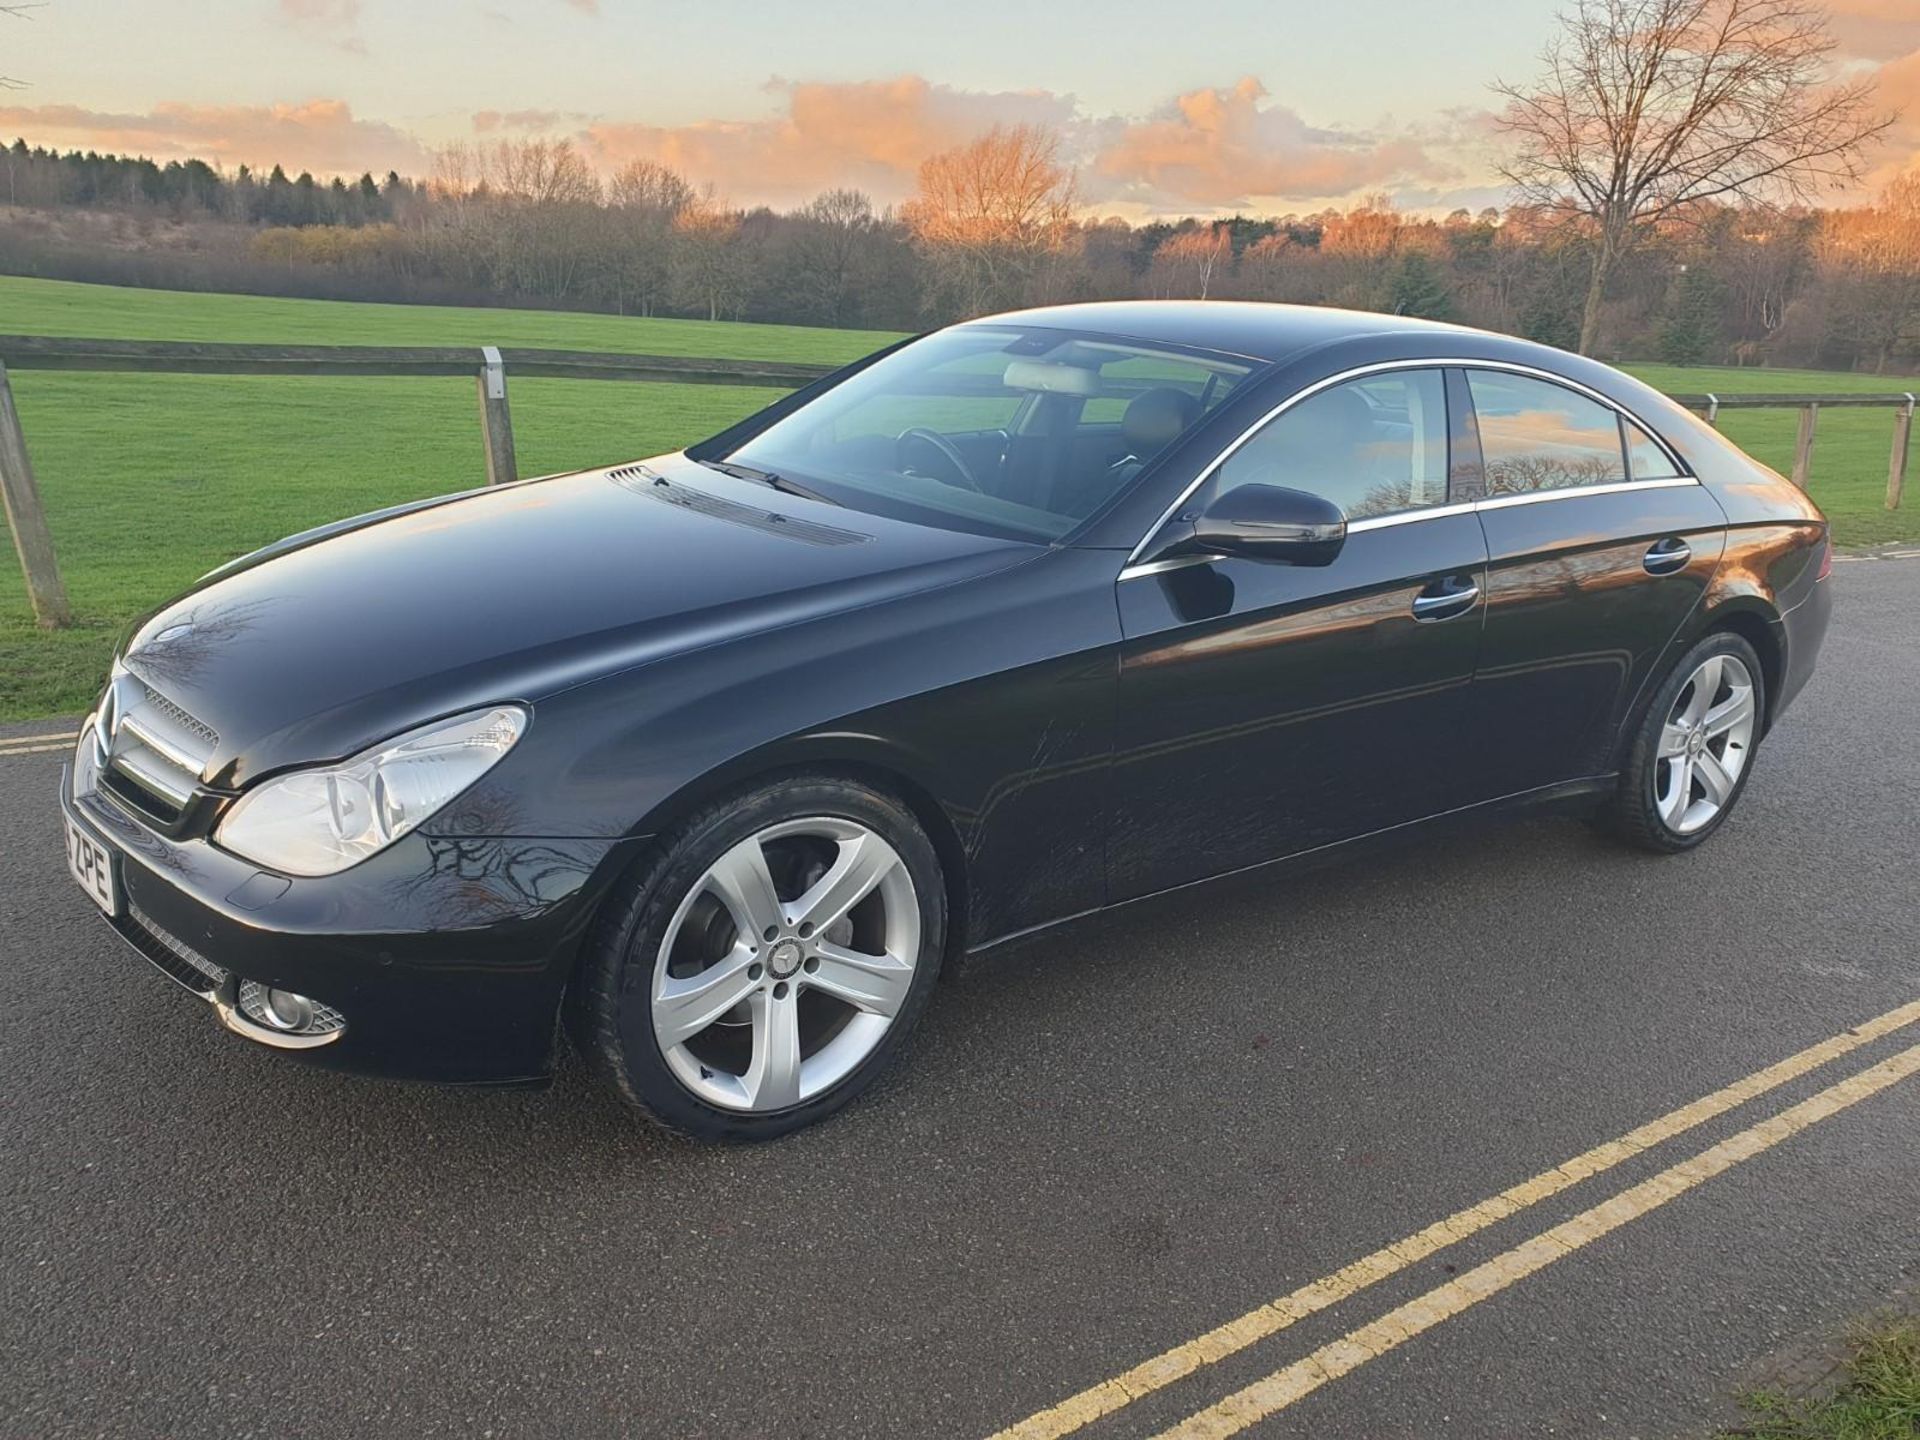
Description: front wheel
xmin=1602 ymin=631 xmax=1766 ymax=853
xmin=578 ymin=777 xmax=946 ymax=1141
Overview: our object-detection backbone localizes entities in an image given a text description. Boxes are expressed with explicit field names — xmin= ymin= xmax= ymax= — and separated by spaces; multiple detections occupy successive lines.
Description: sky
xmin=4 ymin=0 xmax=1919 ymax=218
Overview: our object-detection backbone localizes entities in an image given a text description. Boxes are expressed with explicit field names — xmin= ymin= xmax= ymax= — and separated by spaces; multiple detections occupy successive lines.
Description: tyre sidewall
xmin=590 ymin=778 xmax=946 ymax=1142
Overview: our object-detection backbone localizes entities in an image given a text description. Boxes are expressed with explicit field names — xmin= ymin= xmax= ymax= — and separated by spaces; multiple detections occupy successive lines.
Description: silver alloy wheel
xmin=1654 ymin=653 xmax=1758 ymax=835
xmin=650 ymin=817 xmax=920 ymax=1112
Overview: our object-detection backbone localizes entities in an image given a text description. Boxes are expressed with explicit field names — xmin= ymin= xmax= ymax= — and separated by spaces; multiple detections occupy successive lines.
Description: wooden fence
xmin=0 ymin=334 xmax=1914 ymax=630
xmin=0 ymin=336 xmax=833 ymax=629
xmin=1670 ymin=388 xmax=1918 ymax=505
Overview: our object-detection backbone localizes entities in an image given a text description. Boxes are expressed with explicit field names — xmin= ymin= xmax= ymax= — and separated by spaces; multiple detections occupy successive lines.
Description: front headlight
xmin=217 ymin=705 xmax=527 ymax=877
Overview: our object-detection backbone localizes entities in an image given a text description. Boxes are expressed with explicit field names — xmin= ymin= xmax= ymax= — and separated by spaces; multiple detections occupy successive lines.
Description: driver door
xmin=1110 ymin=367 xmax=1489 ymax=899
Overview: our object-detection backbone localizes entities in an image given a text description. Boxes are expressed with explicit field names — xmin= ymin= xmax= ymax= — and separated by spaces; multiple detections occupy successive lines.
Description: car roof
xmin=960 ymin=300 xmax=1485 ymax=365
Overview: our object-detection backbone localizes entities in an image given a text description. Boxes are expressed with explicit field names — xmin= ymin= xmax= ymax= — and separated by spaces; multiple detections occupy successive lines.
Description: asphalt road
xmin=4 ymin=559 xmax=1917 ymax=1440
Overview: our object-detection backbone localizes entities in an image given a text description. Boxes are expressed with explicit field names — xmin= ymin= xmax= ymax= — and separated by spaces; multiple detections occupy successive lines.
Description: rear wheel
xmin=579 ymin=777 xmax=946 ymax=1141
xmin=1603 ymin=631 xmax=1765 ymax=853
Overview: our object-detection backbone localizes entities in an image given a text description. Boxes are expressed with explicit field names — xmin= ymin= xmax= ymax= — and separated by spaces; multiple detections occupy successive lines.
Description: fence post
xmin=477 ymin=345 xmax=518 ymax=486
xmin=0 ymin=359 xmax=73 ymax=629
xmin=1888 ymin=394 xmax=1915 ymax=512
xmin=1705 ymin=393 xmax=1720 ymax=429
xmin=1791 ymin=403 xmax=1819 ymax=491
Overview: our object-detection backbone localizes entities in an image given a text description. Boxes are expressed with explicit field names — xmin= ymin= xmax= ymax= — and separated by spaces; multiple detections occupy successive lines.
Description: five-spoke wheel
xmin=1604 ymin=630 xmax=1768 ymax=853
xmin=1652 ymin=652 xmax=1758 ymax=835
xmin=652 ymin=818 xmax=921 ymax=1112
xmin=579 ymin=777 xmax=945 ymax=1141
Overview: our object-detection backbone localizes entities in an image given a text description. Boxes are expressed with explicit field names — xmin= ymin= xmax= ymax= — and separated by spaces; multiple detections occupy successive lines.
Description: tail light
xmin=1816 ymin=532 xmax=1833 ymax=581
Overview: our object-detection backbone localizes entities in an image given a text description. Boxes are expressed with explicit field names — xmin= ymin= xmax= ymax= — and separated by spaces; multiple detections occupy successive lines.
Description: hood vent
xmin=607 ymin=464 xmax=870 ymax=547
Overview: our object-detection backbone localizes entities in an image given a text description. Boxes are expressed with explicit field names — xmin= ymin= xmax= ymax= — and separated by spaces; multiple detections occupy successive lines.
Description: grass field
xmin=0 ymin=274 xmax=907 ymax=362
xmin=3 ymin=275 xmax=1916 ymax=720
xmin=1628 ymin=361 xmax=1920 ymax=552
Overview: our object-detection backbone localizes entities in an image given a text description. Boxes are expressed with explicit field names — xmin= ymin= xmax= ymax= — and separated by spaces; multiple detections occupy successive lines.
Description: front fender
xmin=427 ymin=547 xmax=1124 ymax=946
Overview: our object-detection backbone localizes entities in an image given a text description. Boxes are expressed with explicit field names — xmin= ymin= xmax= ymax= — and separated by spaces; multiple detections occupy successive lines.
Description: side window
xmin=1624 ymin=419 xmax=1683 ymax=480
xmin=1468 ymin=371 xmax=1627 ymax=495
xmin=1216 ymin=369 xmax=1450 ymax=520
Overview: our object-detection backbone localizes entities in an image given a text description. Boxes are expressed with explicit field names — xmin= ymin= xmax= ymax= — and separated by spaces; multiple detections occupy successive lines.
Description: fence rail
xmin=0 ymin=335 xmax=1915 ymax=630
xmin=1669 ymin=388 xmax=1919 ymax=498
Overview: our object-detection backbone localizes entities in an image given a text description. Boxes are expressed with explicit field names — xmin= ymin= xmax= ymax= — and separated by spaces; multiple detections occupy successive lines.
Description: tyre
xmin=1603 ymin=630 xmax=1766 ymax=854
xmin=578 ymin=775 xmax=947 ymax=1141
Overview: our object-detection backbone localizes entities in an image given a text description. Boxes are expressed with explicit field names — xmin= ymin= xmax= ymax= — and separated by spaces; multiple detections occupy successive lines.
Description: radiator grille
xmin=95 ymin=672 xmax=219 ymax=823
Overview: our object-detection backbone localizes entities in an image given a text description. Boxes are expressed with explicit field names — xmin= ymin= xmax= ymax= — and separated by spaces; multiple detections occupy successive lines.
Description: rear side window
xmin=1467 ymin=371 xmax=1627 ymax=495
xmin=1216 ymin=369 xmax=1450 ymax=520
xmin=1624 ymin=419 xmax=1683 ymax=480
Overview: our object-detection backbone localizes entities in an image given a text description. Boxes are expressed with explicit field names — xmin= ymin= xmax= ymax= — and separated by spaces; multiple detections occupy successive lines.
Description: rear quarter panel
xmin=1597 ymin=391 xmax=1828 ymax=734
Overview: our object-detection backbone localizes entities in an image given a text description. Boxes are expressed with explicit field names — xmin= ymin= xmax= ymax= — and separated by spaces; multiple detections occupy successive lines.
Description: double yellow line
xmin=993 ymin=997 xmax=1920 ymax=1440
xmin=0 ymin=730 xmax=73 ymax=758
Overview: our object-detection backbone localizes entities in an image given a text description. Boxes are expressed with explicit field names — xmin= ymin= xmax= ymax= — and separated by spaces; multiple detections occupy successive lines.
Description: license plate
xmin=66 ymin=817 xmax=119 ymax=915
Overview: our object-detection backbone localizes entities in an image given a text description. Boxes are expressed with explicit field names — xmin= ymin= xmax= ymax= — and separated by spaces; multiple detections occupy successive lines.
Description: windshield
xmin=721 ymin=326 xmax=1255 ymax=541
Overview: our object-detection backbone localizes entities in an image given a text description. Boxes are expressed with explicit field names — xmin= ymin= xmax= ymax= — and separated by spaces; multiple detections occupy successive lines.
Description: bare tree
xmin=1819 ymin=175 xmax=1920 ymax=372
xmin=902 ymin=125 xmax=1078 ymax=319
xmin=1494 ymin=0 xmax=1894 ymax=354
xmin=1319 ymin=193 xmax=1404 ymax=309
xmin=786 ymin=188 xmax=880 ymax=325
xmin=430 ymin=138 xmax=602 ymax=300
xmin=669 ymin=192 xmax=748 ymax=321
xmin=1151 ymin=223 xmax=1233 ymax=299
xmin=3 ymin=1 xmax=48 ymax=90
xmin=602 ymin=159 xmax=694 ymax=315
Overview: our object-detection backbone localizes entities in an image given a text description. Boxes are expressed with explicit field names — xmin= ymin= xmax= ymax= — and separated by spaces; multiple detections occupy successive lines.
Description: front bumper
xmin=61 ymin=763 xmax=639 ymax=1085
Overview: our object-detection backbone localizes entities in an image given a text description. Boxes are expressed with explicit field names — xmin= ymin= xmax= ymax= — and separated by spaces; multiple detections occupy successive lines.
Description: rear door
xmin=1458 ymin=367 xmax=1726 ymax=797
xmin=1110 ymin=366 xmax=1489 ymax=899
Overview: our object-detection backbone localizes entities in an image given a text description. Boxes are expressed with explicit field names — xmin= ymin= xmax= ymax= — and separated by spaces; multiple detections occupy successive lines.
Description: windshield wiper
xmin=696 ymin=458 xmax=842 ymax=508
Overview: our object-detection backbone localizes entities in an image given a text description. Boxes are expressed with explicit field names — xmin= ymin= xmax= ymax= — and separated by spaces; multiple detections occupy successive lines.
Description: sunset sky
xmin=5 ymin=0 xmax=1919 ymax=217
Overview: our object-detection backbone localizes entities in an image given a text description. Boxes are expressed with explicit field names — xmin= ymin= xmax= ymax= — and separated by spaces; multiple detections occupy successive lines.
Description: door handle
xmin=1412 ymin=575 xmax=1480 ymax=621
xmin=1644 ymin=537 xmax=1692 ymax=575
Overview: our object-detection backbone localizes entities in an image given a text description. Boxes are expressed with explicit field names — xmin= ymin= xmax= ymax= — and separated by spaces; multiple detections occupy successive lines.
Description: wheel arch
xmin=623 ymin=733 xmax=974 ymax=959
xmin=1698 ymin=602 xmax=1784 ymax=732
xmin=1606 ymin=592 xmax=1784 ymax=778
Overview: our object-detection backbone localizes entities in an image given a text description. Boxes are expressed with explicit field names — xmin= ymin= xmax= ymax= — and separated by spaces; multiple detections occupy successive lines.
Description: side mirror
xmin=1190 ymin=484 xmax=1347 ymax=567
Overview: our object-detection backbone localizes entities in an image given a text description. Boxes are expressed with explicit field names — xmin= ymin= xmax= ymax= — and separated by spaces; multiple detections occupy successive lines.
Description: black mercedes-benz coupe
xmin=61 ymin=301 xmax=1832 ymax=1139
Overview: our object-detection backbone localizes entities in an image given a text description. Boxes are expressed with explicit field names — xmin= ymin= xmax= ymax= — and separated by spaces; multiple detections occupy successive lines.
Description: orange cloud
xmin=582 ymin=75 xmax=1074 ymax=207
xmin=1828 ymin=0 xmax=1920 ymax=61
xmin=1090 ymin=77 xmax=1441 ymax=206
xmin=1864 ymin=46 xmax=1920 ymax=184
xmin=0 ymin=99 xmax=428 ymax=177
xmin=1 ymin=74 xmax=1480 ymax=218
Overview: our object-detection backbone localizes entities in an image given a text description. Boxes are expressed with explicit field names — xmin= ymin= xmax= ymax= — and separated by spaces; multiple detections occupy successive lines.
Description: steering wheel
xmin=896 ymin=427 xmax=983 ymax=493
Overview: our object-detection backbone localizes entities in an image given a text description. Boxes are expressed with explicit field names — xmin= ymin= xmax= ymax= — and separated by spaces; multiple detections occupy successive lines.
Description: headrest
xmin=1122 ymin=387 xmax=1202 ymax=453
xmin=1296 ymin=386 xmax=1375 ymax=446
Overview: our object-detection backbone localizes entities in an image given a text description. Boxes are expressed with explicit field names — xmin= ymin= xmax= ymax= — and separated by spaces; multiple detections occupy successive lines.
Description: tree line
xmin=5 ymin=129 xmax=1917 ymax=372
xmin=0 ymin=0 xmax=1909 ymax=370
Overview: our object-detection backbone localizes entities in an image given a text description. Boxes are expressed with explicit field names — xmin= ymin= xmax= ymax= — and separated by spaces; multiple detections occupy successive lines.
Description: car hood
xmin=120 ymin=456 xmax=1035 ymax=787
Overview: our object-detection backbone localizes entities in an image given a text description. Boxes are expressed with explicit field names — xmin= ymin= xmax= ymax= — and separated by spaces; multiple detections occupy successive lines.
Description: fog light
xmin=232 ymin=980 xmax=347 ymax=1044
xmin=261 ymin=988 xmax=316 ymax=1032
